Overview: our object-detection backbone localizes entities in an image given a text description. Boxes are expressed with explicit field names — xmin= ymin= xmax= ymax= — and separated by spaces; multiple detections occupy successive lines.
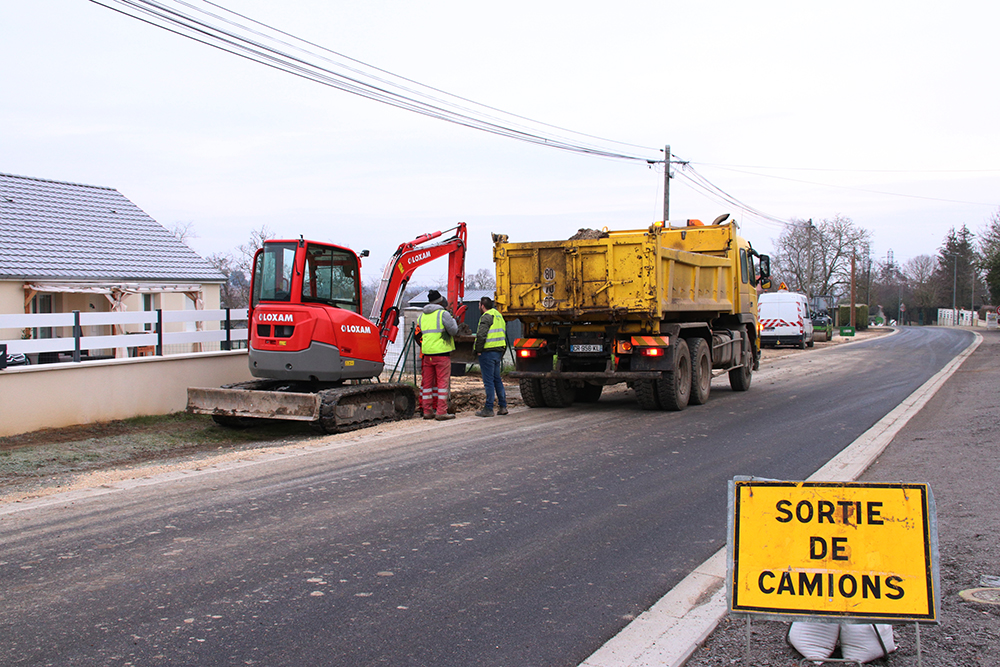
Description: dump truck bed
xmin=494 ymin=223 xmax=744 ymax=323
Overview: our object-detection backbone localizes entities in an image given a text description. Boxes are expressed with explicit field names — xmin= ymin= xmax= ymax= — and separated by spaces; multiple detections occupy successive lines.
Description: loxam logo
xmin=341 ymin=324 xmax=372 ymax=334
xmin=258 ymin=313 xmax=293 ymax=323
xmin=407 ymin=250 xmax=431 ymax=264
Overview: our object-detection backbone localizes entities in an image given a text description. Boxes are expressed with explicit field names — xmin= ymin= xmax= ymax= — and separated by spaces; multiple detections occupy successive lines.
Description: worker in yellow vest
xmin=415 ymin=289 xmax=459 ymax=420
xmin=474 ymin=296 xmax=508 ymax=417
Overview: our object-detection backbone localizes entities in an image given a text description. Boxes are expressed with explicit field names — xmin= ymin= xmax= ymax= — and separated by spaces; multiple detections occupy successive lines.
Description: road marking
xmin=578 ymin=330 xmax=982 ymax=667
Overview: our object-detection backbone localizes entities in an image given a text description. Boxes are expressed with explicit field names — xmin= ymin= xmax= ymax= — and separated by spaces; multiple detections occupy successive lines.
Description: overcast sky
xmin=3 ymin=1 xmax=999 ymax=287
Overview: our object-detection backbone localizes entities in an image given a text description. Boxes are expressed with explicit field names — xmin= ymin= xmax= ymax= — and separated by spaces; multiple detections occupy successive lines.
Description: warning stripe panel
xmin=513 ymin=338 xmax=547 ymax=349
xmin=630 ymin=335 xmax=670 ymax=347
xmin=760 ymin=319 xmax=804 ymax=328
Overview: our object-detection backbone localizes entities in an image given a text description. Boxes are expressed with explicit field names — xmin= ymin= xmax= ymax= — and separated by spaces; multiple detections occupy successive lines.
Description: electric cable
xmin=88 ymin=0 xmax=663 ymax=164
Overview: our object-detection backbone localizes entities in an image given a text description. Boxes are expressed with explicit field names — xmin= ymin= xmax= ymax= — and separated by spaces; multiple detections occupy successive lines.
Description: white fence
xmin=936 ymin=308 xmax=979 ymax=327
xmin=1 ymin=309 xmax=248 ymax=362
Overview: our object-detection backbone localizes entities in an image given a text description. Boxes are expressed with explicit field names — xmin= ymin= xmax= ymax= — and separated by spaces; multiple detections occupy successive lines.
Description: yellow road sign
xmin=728 ymin=480 xmax=938 ymax=622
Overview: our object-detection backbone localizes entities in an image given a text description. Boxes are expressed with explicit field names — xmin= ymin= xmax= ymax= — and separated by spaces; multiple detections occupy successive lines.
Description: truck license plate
xmin=571 ymin=344 xmax=603 ymax=353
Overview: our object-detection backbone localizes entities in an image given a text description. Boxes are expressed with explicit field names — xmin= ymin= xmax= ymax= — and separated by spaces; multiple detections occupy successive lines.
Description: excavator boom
xmin=370 ymin=222 xmax=467 ymax=355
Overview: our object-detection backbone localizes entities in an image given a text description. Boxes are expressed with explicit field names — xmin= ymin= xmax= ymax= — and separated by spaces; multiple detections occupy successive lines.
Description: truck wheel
xmin=635 ymin=380 xmax=660 ymax=410
xmin=657 ymin=339 xmax=691 ymax=411
xmin=729 ymin=330 xmax=753 ymax=392
xmin=519 ymin=378 xmax=547 ymax=408
xmin=541 ymin=378 xmax=575 ymax=408
xmin=688 ymin=338 xmax=711 ymax=406
xmin=799 ymin=336 xmax=807 ymax=350
xmin=577 ymin=383 xmax=603 ymax=403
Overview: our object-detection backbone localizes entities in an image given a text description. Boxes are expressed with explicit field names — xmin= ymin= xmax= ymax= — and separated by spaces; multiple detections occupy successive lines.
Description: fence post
xmin=224 ymin=309 xmax=233 ymax=351
xmin=156 ymin=309 xmax=164 ymax=356
xmin=73 ymin=310 xmax=82 ymax=362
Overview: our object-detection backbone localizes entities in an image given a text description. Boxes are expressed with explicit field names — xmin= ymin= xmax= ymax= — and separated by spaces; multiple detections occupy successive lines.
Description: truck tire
xmin=729 ymin=329 xmax=753 ymax=392
xmin=541 ymin=378 xmax=575 ymax=407
xmin=635 ymin=380 xmax=660 ymax=410
xmin=688 ymin=338 xmax=711 ymax=406
xmin=657 ymin=339 xmax=691 ymax=411
xmin=519 ymin=378 xmax=547 ymax=408
xmin=577 ymin=383 xmax=603 ymax=403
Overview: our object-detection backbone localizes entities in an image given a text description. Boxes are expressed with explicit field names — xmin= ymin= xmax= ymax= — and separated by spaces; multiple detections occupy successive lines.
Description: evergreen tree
xmin=978 ymin=209 xmax=1000 ymax=305
xmin=932 ymin=225 xmax=981 ymax=310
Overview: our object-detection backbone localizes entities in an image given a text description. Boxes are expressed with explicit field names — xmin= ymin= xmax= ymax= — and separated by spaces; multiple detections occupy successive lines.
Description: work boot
xmin=435 ymin=413 xmax=456 ymax=421
xmin=496 ymin=406 xmax=509 ymax=415
xmin=475 ymin=408 xmax=495 ymax=418
xmin=423 ymin=412 xmax=436 ymax=420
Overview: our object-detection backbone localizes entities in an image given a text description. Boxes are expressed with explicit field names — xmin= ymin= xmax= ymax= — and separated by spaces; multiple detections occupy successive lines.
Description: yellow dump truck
xmin=493 ymin=214 xmax=771 ymax=410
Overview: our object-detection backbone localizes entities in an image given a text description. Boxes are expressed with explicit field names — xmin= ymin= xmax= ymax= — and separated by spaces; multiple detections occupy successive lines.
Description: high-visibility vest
xmin=419 ymin=309 xmax=455 ymax=355
xmin=482 ymin=308 xmax=506 ymax=350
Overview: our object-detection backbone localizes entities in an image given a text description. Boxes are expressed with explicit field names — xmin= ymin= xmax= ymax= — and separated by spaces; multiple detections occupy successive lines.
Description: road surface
xmin=0 ymin=327 xmax=974 ymax=666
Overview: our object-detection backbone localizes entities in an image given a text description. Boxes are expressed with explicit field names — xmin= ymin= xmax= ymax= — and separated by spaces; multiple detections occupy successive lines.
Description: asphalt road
xmin=0 ymin=326 xmax=974 ymax=666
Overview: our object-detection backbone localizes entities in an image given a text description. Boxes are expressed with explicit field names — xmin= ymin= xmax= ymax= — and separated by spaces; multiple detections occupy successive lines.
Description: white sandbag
xmin=839 ymin=623 xmax=896 ymax=662
xmin=787 ymin=621 xmax=839 ymax=661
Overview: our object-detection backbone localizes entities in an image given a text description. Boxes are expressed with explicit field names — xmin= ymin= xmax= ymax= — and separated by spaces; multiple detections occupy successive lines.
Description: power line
xmin=89 ymin=0 xmax=663 ymax=164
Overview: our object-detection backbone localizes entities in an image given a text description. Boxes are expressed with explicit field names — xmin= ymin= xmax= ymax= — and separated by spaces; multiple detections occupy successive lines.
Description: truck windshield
xmin=252 ymin=242 xmax=296 ymax=305
xmin=301 ymin=244 xmax=361 ymax=313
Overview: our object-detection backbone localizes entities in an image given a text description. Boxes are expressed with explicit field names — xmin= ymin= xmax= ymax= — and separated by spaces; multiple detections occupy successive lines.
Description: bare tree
xmin=904 ymin=254 xmax=937 ymax=308
xmin=168 ymin=221 xmax=197 ymax=247
xmin=465 ymin=268 xmax=496 ymax=291
xmin=771 ymin=215 xmax=872 ymax=302
xmin=204 ymin=226 xmax=275 ymax=309
xmin=206 ymin=252 xmax=249 ymax=309
xmin=236 ymin=225 xmax=275 ymax=279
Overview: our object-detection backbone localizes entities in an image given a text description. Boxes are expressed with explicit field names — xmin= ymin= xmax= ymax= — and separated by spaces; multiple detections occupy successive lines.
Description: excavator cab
xmin=248 ymin=240 xmax=383 ymax=383
xmin=251 ymin=241 xmax=362 ymax=312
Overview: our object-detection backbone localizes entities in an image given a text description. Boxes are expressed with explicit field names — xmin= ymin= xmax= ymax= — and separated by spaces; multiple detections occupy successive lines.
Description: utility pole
xmin=663 ymin=144 xmax=671 ymax=222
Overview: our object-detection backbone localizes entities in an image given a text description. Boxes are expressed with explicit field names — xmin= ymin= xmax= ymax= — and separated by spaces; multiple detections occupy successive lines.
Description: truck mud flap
xmin=187 ymin=387 xmax=321 ymax=421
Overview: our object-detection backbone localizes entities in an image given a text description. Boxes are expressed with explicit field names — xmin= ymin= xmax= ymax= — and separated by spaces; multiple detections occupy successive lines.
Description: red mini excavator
xmin=187 ymin=223 xmax=468 ymax=433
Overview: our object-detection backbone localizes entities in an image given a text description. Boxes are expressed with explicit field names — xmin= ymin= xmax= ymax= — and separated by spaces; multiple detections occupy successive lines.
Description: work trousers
xmin=479 ymin=349 xmax=506 ymax=411
xmin=421 ymin=353 xmax=452 ymax=416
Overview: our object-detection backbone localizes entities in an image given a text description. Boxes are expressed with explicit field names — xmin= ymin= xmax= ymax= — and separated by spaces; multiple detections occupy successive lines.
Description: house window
xmin=32 ymin=294 xmax=53 ymax=339
xmin=143 ymin=293 xmax=156 ymax=331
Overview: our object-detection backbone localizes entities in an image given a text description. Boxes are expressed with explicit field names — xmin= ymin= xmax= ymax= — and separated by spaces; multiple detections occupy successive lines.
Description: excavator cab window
xmin=301 ymin=244 xmax=361 ymax=313
xmin=253 ymin=242 xmax=297 ymax=304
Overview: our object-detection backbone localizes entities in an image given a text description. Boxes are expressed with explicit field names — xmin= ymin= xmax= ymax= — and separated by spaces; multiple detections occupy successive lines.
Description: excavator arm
xmin=370 ymin=222 xmax=467 ymax=355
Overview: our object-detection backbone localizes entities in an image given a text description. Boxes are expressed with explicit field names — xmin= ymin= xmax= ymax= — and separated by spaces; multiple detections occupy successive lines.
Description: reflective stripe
xmin=482 ymin=308 xmax=506 ymax=349
xmin=419 ymin=310 xmax=455 ymax=354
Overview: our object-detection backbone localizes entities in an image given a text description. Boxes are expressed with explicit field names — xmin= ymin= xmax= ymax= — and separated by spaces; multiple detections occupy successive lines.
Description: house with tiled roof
xmin=0 ymin=172 xmax=226 ymax=352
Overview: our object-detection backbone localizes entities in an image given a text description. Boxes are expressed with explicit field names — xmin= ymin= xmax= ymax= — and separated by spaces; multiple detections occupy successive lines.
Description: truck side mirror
xmin=758 ymin=255 xmax=771 ymax=281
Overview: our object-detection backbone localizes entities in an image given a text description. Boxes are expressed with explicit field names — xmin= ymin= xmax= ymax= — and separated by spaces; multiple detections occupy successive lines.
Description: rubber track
xmin=315 ymin=383 xmax=417 ymax=434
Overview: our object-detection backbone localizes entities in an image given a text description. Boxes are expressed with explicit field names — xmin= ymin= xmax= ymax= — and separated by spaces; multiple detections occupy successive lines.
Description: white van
xmin=759 ymin=291 xmax=814 ymax=348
